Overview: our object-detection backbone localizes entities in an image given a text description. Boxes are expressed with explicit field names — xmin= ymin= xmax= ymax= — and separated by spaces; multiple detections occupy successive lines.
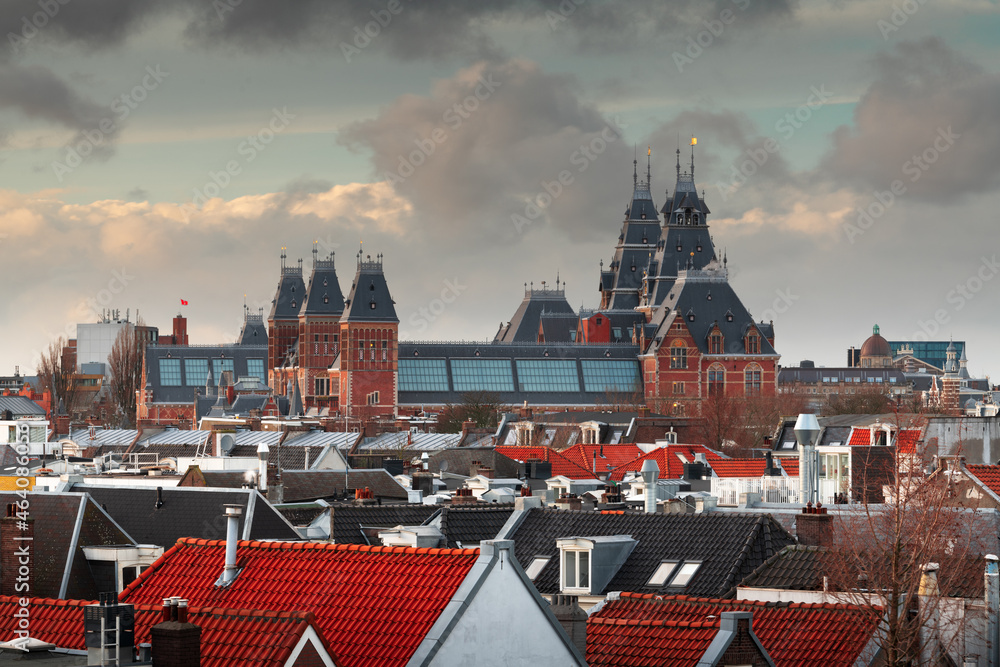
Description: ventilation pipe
xmin=257 ymin=443 xmax=269 ymax=490
xmin=794 ymin=413 xmax=820 ymax=504
xmin=987 ymin=554 xmax=999 ymax=667
xmin=640 ymin=459 xmax=659 ymax=514
xmin=219 ymin=504 xmax=243 ymax=586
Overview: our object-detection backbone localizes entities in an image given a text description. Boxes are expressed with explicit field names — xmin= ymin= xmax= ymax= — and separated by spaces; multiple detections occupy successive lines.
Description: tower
xmin=298 ymin=242 xmax=346 ymax=411
xmin=267 ymin=248 xmax=306 ymax=393
xmin=337 ymin=252 xmax=398 ymax=419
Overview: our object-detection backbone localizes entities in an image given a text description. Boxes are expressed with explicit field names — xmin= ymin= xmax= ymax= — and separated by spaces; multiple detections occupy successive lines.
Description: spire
xmin=690 ymin=136 xmax=697 ymax=177
xmin=312 ymin=240 xmax=318 ymax=267
xmin=646 ymin=145 xmax=652 ymax=187
xmin=676 ymin=143 xmax=681 ymax=179
xmin=633 ymin=145 xmax=638 ymax=189
xmin=280 ymin=246 xmax=286 ymax=270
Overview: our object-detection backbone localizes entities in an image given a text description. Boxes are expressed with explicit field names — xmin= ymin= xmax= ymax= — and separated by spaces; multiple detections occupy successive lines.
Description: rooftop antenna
xmin=633 ymin=144 xmax=638 ymax=189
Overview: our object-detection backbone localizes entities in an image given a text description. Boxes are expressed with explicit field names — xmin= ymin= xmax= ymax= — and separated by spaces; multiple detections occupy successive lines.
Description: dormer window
xmin=709 ymin=332 xmax=723 ymax=355
xmin=323 ymin=294 xmax=329 ymax=304
xmin=562 ymin=550 xmax=590 ymax=591
xmin=557 ymin=536 xmax=637 ymax=595
xmin=676 ymin=242 xmax=682 ymax=252
xmin=726 ymin=310 xmax=734 ymax=322
xmin=370 ymin=300 xmax=376 ymax=309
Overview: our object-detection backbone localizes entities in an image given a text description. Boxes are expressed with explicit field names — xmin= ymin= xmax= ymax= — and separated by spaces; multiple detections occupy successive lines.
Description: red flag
xmin=180 ymin=299 xmax=189 ymax=306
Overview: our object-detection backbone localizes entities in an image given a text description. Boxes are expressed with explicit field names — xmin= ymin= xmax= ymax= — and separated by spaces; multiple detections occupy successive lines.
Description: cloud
xmin=820 ymin=37 xmax=1000 ymax=201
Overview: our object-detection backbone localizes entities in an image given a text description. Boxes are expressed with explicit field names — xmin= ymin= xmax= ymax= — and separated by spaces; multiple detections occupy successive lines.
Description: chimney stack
xmin=151 ymin=597 xmax=201 ymax=667
xmin=550 ymin=595 xmax=587 ymax=657
xmin=85 ymin=593 xmax=136 ymax=666
xmin=217 ymin=505 xmax=243 ymax=586
xmin=796 ymin=502 xmax=832 ymax=548
xmin=256 ymin=443 xmax=269 ymax=490
xmin=640 ymin=459 xmax=659 ymax=514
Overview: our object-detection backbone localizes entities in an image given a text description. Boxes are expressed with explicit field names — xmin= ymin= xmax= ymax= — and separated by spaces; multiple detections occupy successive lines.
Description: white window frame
xmin=647 ymin=560 xmax=679 ymax=587
xmin=525 ymin=556 xmax=551 ymax=581
xmin=561 ymin=549 xmax=591 ymax=593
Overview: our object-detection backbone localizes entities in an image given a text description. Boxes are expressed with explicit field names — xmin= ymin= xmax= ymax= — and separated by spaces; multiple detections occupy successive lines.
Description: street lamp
xmin=794 ymin=413 xmax=820 ymax=504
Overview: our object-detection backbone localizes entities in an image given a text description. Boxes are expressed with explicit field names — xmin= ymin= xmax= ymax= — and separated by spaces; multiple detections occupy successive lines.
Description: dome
xmin=860 ymin=324 xmax=891 ymax=358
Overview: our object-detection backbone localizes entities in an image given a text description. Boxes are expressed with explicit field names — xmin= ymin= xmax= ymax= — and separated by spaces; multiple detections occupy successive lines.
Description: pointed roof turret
xmin=300 ymin=242 xmax=346 ymax=317
xmin=341 ymin=252 xmax=398 ymax=323
xmin=237 ymin=305 xmax=267 ymax=346
xmin=624 ymin=146 xmax=659 ymax=222
xmin=268 ymin=247 xmax=306 ymax=321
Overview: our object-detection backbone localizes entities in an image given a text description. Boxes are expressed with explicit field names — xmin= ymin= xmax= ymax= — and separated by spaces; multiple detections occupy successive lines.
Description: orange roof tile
xmin=118 ymin=539 xmax=478 ymax=667
xmin=709 ymin=459 xmax=767 ymax=478
xmin=847 ymin=428 xmax=872 ymax=447
xmin=776 ymin=457 xmax=799 ymax=477
xmin=608 ymin=445 xmax=724 ymax=481
xmin=967 ymin=465 xmax=1000 ymax=497
xmin=896 ymin=429 xmax=921 ymax=454
xmin=0 ymin=597 xmax=336 ymax=667
xmin=561 ymin=444 xmax=645 ymax=473
xmin=587 ymin=592 xmax=878 ymax=667
xmin=496 ymin=446 xmax=597 ymax=479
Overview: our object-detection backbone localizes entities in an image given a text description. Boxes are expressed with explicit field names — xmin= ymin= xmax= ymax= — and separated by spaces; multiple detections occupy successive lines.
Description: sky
xmin=1 ymin=0 xmax=1000 ymax=378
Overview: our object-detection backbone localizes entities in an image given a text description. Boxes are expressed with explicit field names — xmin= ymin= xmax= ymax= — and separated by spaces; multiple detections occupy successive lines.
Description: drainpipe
xmin=987 ymin=554 xmax=999 ymax=667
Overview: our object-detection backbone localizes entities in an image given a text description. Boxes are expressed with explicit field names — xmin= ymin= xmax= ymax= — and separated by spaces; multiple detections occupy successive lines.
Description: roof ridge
xmin=173 ymin=536 xmax=479 ymax=556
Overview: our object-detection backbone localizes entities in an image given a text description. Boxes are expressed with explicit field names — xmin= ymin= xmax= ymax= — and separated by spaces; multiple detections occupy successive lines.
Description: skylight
xmin=646 ymin=561 xmax=679 ymax=587
xmin=668 ymin=561 xmax=701 ymax=587
xmin=525 ymin=556 xmax=551 ymax=581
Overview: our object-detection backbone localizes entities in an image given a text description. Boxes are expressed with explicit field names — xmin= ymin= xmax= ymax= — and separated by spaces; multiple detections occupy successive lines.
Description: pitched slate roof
xmin=330 ymin=504 xmax=440 ymax=544
xmin=193 ymin=469 xmax=409 ymax=502
xmin=587 ymin=592 xmax=878 ymax=667
xmin=507 ymin=508 xmax=794 ymax=597
xmin=0 ymin=492 xmax=134 ymax=600
xmin=608 ymin=445 xmax=726 ymax=481
xmin=738 ymin=545 xmax=829 ymax=591
xmin=143 ymin=345 xmax=268 ymax=404
xmin=0 ymin=597 xmax=338 ymax=667
xmin=300 ymin=253 xmax=345 ymax=317
xmin=427 ymin=448 xmax=520 ymax=478
xmin=341 ymin=256 xmax=398 ymax=322
xmin=120 ymin=538 xmax=479 ymax=666
xmin=0 ymin=395 xmax=45 ymax=417
xmin=496 ymin=287 xmax=576 ymax=343
xmin=433 ymin=505 xmax=514 ymax=548
xmin=269 ymin=260 xmax=306 ymax=320
xmin=74 ymin=485 xmax=299 ymax=547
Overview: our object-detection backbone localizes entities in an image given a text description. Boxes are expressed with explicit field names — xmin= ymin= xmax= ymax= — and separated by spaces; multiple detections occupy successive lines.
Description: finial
xmin=312 ymin=240 xmax=318 ymax=266
xmin=690 ymin=136 xmax=697 ymax=177
xmin=646 ymin=145 xmax=652 ymax=187
xmin=676 ymin=139 xmax=681 ymax=179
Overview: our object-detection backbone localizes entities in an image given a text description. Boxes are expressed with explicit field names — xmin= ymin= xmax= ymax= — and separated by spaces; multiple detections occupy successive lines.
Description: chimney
xmin=155 ymin=486 xmax=164 ymax=510
xmin=256 ymin=443 xmax=269 ymax=490
xmin=217 ymin=505 xmax=243 ymax=586
xmin=1 ymin=503 xmax=32 ymax=597
xmin=987 ymin=555 xmax=999 ymax=667
xmin=765 ymin=451 xmax=775 ymax=476
xmin=172 ymin=315 xmax=189 ymax=345
xmin=550 ymin=595 xmax=587 ymax=657
xmin=640 ymin=459 xmax=659 ymax=514
xmin=554 ymin=494 xmax=583 ymax=511
xmin=919 ymin=563 xmax=942 ymax=665
xmin=151 ymin=597 xmax=201 ymax=667
xmin=796 ymin=502 xmax=832 ymax=548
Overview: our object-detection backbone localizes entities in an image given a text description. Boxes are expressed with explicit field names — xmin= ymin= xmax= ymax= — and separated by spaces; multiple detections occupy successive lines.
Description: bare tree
xmin=108 ymin=321 xmax=145 ymax=428
xmin=824 ymin=429 xmax=989 ymax=666
xmin=36 ymin=336 xmax=78 ymax=417
xmin=696 ymin=392 xmax=807 ymax=456
xmin=437 ymin=391 xmax=507 ymax=433
xmin=825 ymin=383 xmax=894 ymax=415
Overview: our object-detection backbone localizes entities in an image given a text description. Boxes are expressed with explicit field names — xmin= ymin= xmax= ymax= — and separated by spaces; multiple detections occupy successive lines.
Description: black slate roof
xmin=507 ymin=508 xmax=794 ymax=598
xmin=427 ymin=448 xmax=520 ymax=479
xmin=329 ymin=504 xmax=439 ymax=544
xmin=739 ymin=545 xmax=828 ymax=591
xmin=341 ymin=256 xmax=398 ymax=322
xmin=269 ymin=260 xmax=306 ymax=321
xmin=236 ymin=309 xmax=268 ymax=346
xmin=300 ymin=254 xmax=345 ymax=317
xmin=75 ymin=485 xmax=299 ymax=548
xmin=194 ymin=469 xmax=409 ymax=502
xmin=496 ymin=288 xmax=576 ymax=343
xmin=432 ymin=505 xmax=514 ymax=548
xmin=144 ymin=345 xmax=267 ymax=404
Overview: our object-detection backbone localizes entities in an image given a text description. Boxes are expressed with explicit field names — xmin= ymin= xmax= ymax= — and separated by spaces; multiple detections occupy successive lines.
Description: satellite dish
xmin=439 ymin=461 xmax=449 ymax=474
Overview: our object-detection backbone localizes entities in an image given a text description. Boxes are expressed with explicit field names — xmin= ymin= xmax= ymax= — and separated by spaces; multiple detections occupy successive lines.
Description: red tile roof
xmin=896 ymin=429 xmax=921 ymax=454
xmin=776 ymin=457 xmax=799 ymax=477
xmin=496 ymin=446 xmax=597 ymax=479
xmin=709 ymin=458 xmax=767 ymax=478
xmin=967 ymin=465 xmax=1000 ymax=498
xmin=587 ymin=593 xmax=878 ymax=667
xmin=120 ymin=538 xmax=479 ymax=666
xmin=561 ymin=444 xmax=645 ymax=473
xmin=608 ymin=445 xmax=725 ymax=481
xmin=847 ymin=428 xmax=872 ymax=447
xmin=0 ymin=596 xmax=338 ymax=667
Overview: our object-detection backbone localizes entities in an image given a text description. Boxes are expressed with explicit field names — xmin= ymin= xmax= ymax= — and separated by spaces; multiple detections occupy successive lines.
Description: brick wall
xmin=151 ymin=621 xmax=201 ymax=666
xmin=0 ymin=508 xmax=32 ymax=597
xmin=718 ymin=617 xmax=770 ymax=666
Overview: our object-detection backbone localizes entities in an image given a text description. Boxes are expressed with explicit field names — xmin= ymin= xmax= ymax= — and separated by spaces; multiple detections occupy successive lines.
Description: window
xmin=612 ymin=327 xmax=622 ymax=340
xmin=516 ymin=359 xmax=579 ymax=393
xmin=399 ymin=359 xmax=449 ymax=391
xmin=672 ymin=382 xmax=685 ymax=395
xmin=525 ymin=556 xmax=550 ymax=581
xmin=159 ymin=359 xmax=181 ymax=386
xmin=381 ymin=340 xmax=388 ymax=361
xmin=212 ymin=358 xmax=234 ymax=381
xmin=580 ymin=360 xmax=641 ymax=393
xmin=668 ymin=561 xmax=701 ymax=587
xmin=562 ymin=550 xmax=590 ymax=591
xmin=746 ymin=334 xmax=759 ymax=354
xmin=647 ymin=561 xmax=679 ymax=587
xmin=709 ymin=332 xmax=722 ymax=355
xmin=451 ymin=359 xmax=515 ymax=392
xmin=315 ymin=378 xmax=329 ymax=396
xmin=184 ymin=358 xmax=208 ymax=386
xmin=744 ymin=365 xmax=761 ymax=395
xmin=708 ymin=364 xmax=725 ymax=396
xmin=358 ymin=340 xmax=364 ymax=361
xmin=246 ymin=358 xmax=266 ymax=384
xmin=670 ymin=341 xmax=687 ymax=369
xmin=367 ymin=391 xmax=380 ymax=405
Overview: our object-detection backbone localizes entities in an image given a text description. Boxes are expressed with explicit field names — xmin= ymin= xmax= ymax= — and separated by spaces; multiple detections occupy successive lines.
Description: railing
xmin=100 ymin=452 xmax=164 ymax=472
xmin=711 ymin=476 xmax=800 ymax=506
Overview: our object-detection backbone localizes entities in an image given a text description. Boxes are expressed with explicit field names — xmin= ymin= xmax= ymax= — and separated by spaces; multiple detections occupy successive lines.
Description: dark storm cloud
xmin=820 ymin=37 xmax=1000 ymax=201
xmin=338 ymin=58 xmax=637 ymax=245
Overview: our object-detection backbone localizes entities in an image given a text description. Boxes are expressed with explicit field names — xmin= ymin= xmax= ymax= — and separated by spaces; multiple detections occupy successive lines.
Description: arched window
xmin=708 ymin=330 xmax=723 ymax=355
xmin=708 ymin=363 xmax=725 ymax=397
xmin=744 ymin=363 xmax=762 ymax=395
xmin=670 ymin=340 xmax=687 ymax=369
